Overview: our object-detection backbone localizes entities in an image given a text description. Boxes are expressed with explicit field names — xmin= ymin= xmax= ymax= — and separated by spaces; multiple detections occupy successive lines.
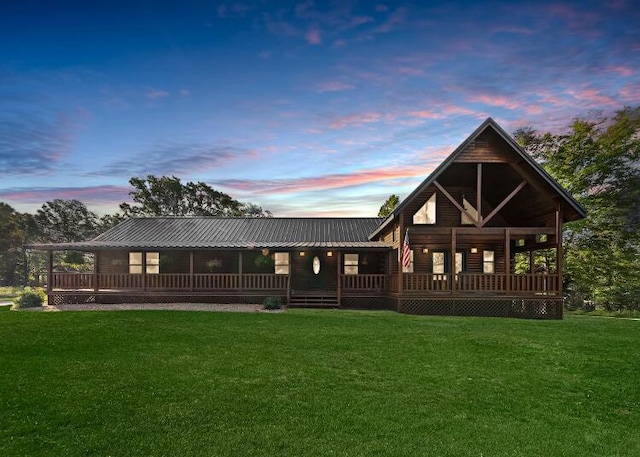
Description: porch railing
xmin=51 ymin=273 xmax=287 ymax=291
xmin=510 ymin=274 xmax=560 ymax=294
xmin=341 ymin=274 xmax=388 ymax=290
xmin=51 ymin=272 xmax=559 ymax=295
xmin=457 ymin=274 xmax=506 ymax=292
xmin=403 ymin=274 xmax=451 ymax=291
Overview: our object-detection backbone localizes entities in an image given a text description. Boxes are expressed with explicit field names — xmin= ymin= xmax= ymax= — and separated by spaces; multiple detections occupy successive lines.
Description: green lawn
xmin=1 ymin=310 xmax=638 ymax=456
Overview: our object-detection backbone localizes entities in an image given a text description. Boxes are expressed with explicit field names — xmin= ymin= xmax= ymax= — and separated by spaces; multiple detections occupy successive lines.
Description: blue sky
xmin=1 ymin=0 xmax=638 ymax=216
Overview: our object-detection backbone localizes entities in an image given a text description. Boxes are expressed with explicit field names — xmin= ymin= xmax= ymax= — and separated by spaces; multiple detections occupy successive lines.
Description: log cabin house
xmin=32 ymin=118 xmax=586 ymax=318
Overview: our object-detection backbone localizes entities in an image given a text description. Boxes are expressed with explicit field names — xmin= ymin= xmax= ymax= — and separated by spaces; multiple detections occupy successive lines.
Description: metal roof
xmin=30 ymin=217 xmax=390 ymax=251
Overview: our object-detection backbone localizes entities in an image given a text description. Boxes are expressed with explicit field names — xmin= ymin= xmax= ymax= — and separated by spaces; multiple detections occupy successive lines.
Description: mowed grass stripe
xmin=1 ymin=310 xmax=638 ymax=456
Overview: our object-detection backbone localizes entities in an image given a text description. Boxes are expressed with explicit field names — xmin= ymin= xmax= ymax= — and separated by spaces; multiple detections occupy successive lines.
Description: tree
xmin=378 ymin=194 xmax=400 ymax=217
xmin=515 ymin=106 xmax=640 ymax=310
xmin=120 ymin=175 xmax=271 ymax=217
xmin=0 ymin=203 xmax=26 ymax=285
xmin=35 ymin=199 xmax=100 ymax=243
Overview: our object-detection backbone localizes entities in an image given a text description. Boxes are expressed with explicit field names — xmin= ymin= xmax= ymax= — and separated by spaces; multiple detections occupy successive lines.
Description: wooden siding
xmin=454 ymin=129 xmax=516 ymax=163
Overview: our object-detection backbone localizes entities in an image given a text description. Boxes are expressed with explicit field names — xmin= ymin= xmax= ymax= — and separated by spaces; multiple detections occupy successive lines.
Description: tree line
xmin=0 ymin=175 xmax=271 ymax=285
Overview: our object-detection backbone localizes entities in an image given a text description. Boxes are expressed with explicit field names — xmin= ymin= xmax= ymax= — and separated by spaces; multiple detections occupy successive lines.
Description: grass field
xmin=1 ymin=309 xmax=638 ymax=456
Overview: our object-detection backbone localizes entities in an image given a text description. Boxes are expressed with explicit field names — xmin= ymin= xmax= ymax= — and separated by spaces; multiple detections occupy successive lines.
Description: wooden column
xmin=46 ymin=251 xmax=53 ymax=296
xmin=477 ymin=163 xmax=482 ymax=225
xmin=93 ymin=251 xmax=99 ymax=292
xmin=451 ymin=228 xmax=456 ymax=295
xmin=556 ymin=206 xmax=563 ymax=298
xmin=397 ymin=220 xmax=404 ymax=313
xmin=529 ymin=250 xmax=535 ymax=274
xmin=142 ymin=252 xmax=147 ymax=291
xmin=238 ymin=251 xmax=243 ymax=292
xmin=505 ymin=229 xmax=511 ymax=293
xmin=189 ymin=251 xmax=194 ymax=292
xmin=336 ymin=251 xmax=342 ymax=307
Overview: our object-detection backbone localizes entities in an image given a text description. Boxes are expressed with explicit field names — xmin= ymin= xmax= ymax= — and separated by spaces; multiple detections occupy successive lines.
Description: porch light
xmin=261 ymin=248 xmax=269 ymax=256
xmin=471 ymin=247 xmax=478 ymax=253
xmin=327 ymin=251 xmax=333 ymax=257
xmin=299 ymin=251 xmax=305 ymax=257
xmin=422 ymin=247 xmax=429 ymax=254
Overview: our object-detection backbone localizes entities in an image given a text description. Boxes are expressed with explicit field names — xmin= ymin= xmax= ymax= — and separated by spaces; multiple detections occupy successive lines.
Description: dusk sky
xmin=1 ymin=0 xmax=638 ymax=217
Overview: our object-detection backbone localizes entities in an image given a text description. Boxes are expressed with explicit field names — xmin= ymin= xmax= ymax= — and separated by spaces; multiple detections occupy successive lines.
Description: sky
xmin=1 ymin=0 xmax=638 ymax=217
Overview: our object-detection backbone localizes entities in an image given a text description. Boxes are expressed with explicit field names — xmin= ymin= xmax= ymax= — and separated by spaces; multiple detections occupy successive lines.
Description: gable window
xmin=483 ymin=250 xmax=495 ymax=274
xmin=274 ymin=252 xmax=290 ymax=275
xmin=344 ymin=254 xmax=359 ymax=275
xmin=461 ymin=197 xmax=478 ymax=225
xmin=413 ymin=193 xmax=436 ymax=224
xmin=402 ymin=250 xmax=414 ymax=273
xmin=129 ymin=252 xmax=159 ymax=274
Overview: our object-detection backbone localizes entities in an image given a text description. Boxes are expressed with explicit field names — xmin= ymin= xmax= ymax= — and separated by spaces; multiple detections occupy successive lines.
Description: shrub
xmin=263 ymin=296 xmax=282 ymax=310
xmin=12 ymin=288 xmax=46 ymax=309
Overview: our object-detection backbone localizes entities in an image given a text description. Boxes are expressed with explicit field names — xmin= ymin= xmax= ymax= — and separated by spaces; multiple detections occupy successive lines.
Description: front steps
xmin=288 ymin=293 xmax=339 ymax=308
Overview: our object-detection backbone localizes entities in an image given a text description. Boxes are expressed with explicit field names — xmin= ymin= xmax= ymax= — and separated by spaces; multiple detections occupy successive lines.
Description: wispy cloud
xmin=146 ymin=89 xmax=169 ymax=100
xmin=218 ymin=165 xmax=434 ymax=195
xmin=329 ymin=112 xmax=388 ymax=129
xmin=305 ymin=28 xmax=322 ymax=45
xmin=315 ymin=81 xmax=355 ymax=93
xmin=0 ymin=111 xmax=73 ymax=175
xmin=0 ymin=185 xmax=130 ymax=204
xmin=95 ymin=143 xmax=256 ymax=177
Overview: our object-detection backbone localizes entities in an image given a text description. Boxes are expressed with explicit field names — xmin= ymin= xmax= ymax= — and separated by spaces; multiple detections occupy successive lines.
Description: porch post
xmin=46 ymin=250 xmax=53 ymax=298
xmin=397 ymin=220 xmax=404 ymax=312
xmin=529 ymin=250 xmax=535 ymax=274
xmin=336 ymin=251 xmax=342 ymax=306
xmin=142 ymin=252 xmax=147 ymax=291
xmin=505 ymin=228 xmax=511 ymax=293
xmin=451 ymin=228 xmax=456 ymax=295
xmin=93 ymin=251 xmax=99 ymax=292
xmin=556 ymin=206 xmax=563 ymax=297
xmin=189 ymin=251 xmax=194 ymax=292
xmin=238 ymin=251 xmax=243 ymax=292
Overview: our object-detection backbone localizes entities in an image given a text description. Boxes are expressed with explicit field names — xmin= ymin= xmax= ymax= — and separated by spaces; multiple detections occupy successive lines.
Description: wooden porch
xmin=51 ymin=271 xmax=560 ymax=297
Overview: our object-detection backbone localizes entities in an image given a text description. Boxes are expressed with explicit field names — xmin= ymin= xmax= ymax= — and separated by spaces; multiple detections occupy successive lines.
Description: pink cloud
xmin=619 ymin=83 xmax=640 ymax=101
xmin=605 ymin=65 xmax=634 ymax=76
xmin=316 ymin=81 xmax=355 ymax=93
xmin=469 ymin=94 xmax=520 ymax=110
xmin=329 ymin=112 xmax=388 ymax=129
xmin=397 ymin=66 xmax=424 ymax=76
xmin=305 ymin=28 xmax=322 ymax=45
xmin=565 ymin=87 xmax=618 ymax=107
xmin=0 ymin=185 xmax=130 ymax=204
xmin=219 ymin=165 xmax=435 ymax=195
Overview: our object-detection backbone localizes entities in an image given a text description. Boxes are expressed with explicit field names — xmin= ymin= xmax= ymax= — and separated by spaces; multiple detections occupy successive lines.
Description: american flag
xmin=402 ymin=228 xmax=411 ymax=269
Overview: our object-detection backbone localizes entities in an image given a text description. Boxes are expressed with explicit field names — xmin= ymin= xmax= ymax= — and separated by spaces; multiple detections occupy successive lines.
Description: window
xmin=402 ymin=250 xmax=414 ymax=273
xmin=344 ymin=253 xmax=359 ymax=275
xmin=461 ymin=197 xmax=478 ymax=225
xmin=274 ymin=252 xmax=290 ymax=275
xmin=455 ymin=252 xmax=464 ymax=275
xmin=129 ymin=252 xmax=142 ymax=274
xmin=129 ymin=252 xmax=159 ymax=274
xmin=413 ymin=193 xmax=436 ymax=224
xmin=483 ymin=250 xmax=495 ymax=274
xmin=432 ymin=251 xmax=445 ymax=275
xmin=146 ymin=252 xmax=159 ymax=274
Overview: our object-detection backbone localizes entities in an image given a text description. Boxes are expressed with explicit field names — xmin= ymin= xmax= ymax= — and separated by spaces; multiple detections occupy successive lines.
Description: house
xmin=32 ymin=118 xmax=586 ymax=318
